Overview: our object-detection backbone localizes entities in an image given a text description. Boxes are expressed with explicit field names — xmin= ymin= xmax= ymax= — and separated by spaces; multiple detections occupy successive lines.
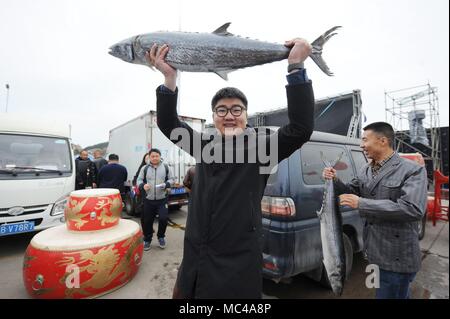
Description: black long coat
xmin=75 ymin=157 xmax=97 ymax=190
xmin=157 ymin=82 xmax=314 ymax=298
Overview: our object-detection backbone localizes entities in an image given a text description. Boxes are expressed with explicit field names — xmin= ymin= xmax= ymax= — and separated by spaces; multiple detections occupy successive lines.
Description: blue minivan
xmin=261 ymin=131 xmax=368 ymax=285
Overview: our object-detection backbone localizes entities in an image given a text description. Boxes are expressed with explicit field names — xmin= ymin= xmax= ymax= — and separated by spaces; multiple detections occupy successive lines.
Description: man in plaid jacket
xmin=323 ymin=122 xmax=428 ymax=299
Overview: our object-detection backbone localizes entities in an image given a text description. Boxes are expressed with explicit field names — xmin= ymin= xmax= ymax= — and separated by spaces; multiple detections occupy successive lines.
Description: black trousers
xmin=141 ymin=198 xmax=168 ymax=242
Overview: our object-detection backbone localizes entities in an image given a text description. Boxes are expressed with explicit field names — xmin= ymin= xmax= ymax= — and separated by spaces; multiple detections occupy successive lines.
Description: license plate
xmin=170 ymin=187 xmax=186 ymax=195
xmin=0 ymin=221 xmax=35 ymax=236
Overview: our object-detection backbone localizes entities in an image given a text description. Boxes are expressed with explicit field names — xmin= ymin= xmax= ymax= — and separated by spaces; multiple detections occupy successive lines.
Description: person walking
xmin=137 ymin=148 xmax=174 ymax=251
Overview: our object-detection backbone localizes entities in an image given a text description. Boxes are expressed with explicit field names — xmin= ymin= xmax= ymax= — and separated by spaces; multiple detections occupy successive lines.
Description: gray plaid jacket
xmin=335 ymin=153 xmax=427 ymax=273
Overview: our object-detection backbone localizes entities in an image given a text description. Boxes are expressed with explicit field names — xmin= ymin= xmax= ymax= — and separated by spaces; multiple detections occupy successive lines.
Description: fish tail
xmin=320 ymin=151 xmax=331 ymax=168
xmin=310 ymin=26 xmax=341 ymax=76
xmin=320 ymin=151 xmax=344 ymax=169
xmin=332 ymin=152 xmax=344 ymax=168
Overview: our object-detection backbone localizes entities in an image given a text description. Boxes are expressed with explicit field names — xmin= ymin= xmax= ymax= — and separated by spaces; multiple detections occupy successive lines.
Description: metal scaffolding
xmin=385 ymin=83 xmax=442 ymax=178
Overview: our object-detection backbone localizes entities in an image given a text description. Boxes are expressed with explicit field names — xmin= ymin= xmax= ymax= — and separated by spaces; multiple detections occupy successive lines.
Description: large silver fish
xmin=317 ymin=152 xmax=346 ymax=296
xmin=109 ymin=23 xmax=340 ymax=80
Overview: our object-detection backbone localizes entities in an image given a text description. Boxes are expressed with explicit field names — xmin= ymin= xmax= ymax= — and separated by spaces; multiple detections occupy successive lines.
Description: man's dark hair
xmin=363 ymin=122 xmax=395 ymax=148
xmin=211 ymin=87 xmax=248 ymax=110
xmin=149 ymin=148 xmax=161 ymax=156
xmin=108 ymin=154 xmax=119 ymax=161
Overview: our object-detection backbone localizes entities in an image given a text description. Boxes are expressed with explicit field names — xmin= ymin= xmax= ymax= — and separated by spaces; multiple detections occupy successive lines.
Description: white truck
xmin=0 ymin=114 xmax=75 ymax=237
xmin=107 ymin=110 xmax=205 ymax=215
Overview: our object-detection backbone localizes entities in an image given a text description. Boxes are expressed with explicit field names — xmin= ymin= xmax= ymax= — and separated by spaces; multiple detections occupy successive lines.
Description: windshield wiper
xmin=5 ymin=166 xmax=63 ymax=175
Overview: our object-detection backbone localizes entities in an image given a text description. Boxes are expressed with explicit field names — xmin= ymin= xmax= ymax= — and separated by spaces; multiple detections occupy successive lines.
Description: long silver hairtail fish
xmin=109 ymin=23 xmax=341 ymax=80
xmin=317 ymin=151 xmax=346 ymax=296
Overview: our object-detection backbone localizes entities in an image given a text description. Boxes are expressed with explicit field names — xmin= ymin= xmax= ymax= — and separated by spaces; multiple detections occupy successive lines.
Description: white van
xmin=0 ymin=114 xmax=75 ymax=236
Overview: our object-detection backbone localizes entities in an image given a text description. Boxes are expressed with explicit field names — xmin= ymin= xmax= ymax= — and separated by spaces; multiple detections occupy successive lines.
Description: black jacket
xmin=75 ymin=157 xmax=98 ymax=190
xmin=157 ymin=82 xmax=314 ymax=298
xmin=98 ymin=163 xmax=128 ymax=194
xmin=94 ymin=157 xmax=108 ymax=173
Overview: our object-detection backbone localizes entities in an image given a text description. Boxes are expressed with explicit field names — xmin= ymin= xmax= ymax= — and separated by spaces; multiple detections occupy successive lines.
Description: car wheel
xmin=418 ymin=214 xmax=427 ymax=240
xmin=319 ymin=233 xmax=354 ymax=288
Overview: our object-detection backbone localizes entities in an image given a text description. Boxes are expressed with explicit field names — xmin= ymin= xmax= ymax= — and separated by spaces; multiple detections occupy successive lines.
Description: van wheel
xmin=123 ymin=193 xmax=135 ymax=216
xmin=319 ymin=233 xmax=354 ymax=288
xmin=418 ymin=214 xmax=427 ymax=240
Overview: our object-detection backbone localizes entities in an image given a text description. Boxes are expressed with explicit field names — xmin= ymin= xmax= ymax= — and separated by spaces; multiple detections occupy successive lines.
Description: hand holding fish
xmin=323 ymin=167 xmax=337 ymax=180
xmin=285 ymin=38 xmax=312 ymax=65
xmin=145 ymin=44 xmax=177 ymax=91
xmin=339 ymin=194 xmax=359 ymax=209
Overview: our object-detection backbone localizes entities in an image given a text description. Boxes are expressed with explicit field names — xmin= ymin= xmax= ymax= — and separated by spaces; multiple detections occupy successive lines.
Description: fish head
xmin=109 ymin=38 xmax=135 ymax=63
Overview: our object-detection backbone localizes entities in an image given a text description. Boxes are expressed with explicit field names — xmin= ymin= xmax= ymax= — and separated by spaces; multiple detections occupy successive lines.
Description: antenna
xmin=5 ymin=83 xmax=10 ymax=112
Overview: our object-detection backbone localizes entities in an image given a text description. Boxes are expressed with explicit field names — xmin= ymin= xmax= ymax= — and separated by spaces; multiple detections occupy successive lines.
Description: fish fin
xmin=214 ymin=70 xmax=232 ymax=80
xmin=320 ymin=151 xmax=344 ymax=169
xmin=212 ymin=22 xmax=233 ymax=36
xmin=310 ymin=26 xmax=341 ymax=76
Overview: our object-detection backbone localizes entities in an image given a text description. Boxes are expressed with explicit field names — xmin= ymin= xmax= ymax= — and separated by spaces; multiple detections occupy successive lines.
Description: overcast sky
xmin=0 ymin=0 xmax=448 ymax=147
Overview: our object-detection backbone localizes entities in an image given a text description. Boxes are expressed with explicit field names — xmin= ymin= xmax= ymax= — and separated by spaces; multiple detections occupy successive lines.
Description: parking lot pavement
xmin=263 ymin=219 xmax=449 ymax=299
xmin=0 ymin=232 xmax=34 ymax=299
xmin=102 ymin=209 xmax=187 ymax=299
xmin=0 ymin=208 xmax=188 ymax=299
xmin=413 ymin=220 xmax=449 ymax=299
xmin=0 ymin=209 xmax=447 ymax=299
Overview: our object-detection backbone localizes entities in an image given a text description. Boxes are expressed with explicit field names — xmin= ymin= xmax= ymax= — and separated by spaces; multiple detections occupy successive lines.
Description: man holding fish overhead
xmin=146 ymin=38 xmax=315 ymax=299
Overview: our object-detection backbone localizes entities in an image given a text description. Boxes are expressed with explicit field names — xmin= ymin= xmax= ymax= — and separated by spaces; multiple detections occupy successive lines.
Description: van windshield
xmin=0 ymin=134 xmax=72 ymax=178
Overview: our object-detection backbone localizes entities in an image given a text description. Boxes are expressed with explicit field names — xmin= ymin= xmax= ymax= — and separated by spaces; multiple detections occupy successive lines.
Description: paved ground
xmin=103 ymin=210 xmax=187 ymax=299
xmin=0 ymin=209 xmax=188 ymax=299
xmin=262 ymin=219 xmax=449 ymax=299
xmin=413 ymin=219 xmax=449 ymax=299
xmin=0 ymin=207 xmax=447 ymax=299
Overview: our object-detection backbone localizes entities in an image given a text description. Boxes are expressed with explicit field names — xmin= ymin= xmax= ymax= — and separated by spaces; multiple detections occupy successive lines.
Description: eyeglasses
xmin=213 ymin=105 xmax=246 ymax=117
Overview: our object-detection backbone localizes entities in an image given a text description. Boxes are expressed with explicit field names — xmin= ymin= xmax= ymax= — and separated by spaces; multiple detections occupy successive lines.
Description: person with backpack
xmin=137 ymin=148 xmax=174 ymax=251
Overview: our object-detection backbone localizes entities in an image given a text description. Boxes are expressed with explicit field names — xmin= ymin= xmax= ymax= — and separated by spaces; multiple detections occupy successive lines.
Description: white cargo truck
xmin=0 ymin=114 xmax=75 ymax=237
xmin=107 ymin=111 xmax=205 ymax=215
